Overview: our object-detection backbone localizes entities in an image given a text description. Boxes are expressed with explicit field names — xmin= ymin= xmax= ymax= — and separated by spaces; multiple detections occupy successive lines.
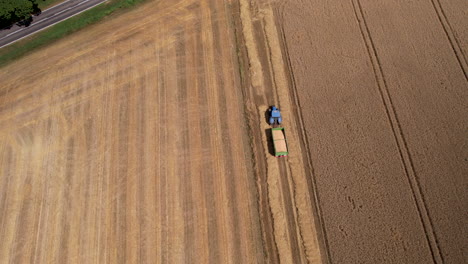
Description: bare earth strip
xmin=275 ymin=0 xmax=467 ymax=263
xmin=236 ymin=0 xmax=324 ymax=262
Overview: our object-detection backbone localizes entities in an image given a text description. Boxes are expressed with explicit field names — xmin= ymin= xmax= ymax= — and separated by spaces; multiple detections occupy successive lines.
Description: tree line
xmin=0 ymin=0 xmax=44 ymax=28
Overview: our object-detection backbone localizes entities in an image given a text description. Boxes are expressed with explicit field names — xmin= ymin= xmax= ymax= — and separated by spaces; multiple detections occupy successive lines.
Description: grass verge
xmin=0 ymin=0 xmax=149 ymax=68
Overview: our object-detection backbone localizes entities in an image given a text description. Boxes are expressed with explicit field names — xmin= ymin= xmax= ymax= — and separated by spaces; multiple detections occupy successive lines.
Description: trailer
xmin=271 ymin=127 xmax=288 ymax=157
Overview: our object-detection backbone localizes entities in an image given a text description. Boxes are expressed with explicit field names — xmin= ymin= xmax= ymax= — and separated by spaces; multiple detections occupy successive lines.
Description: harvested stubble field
xmin=0 ymin=0 xmax=466 ymax=263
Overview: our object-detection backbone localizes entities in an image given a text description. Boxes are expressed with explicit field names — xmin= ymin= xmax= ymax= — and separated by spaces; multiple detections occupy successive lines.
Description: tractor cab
xmin=269 ymin=106 xmax=282 ymax=127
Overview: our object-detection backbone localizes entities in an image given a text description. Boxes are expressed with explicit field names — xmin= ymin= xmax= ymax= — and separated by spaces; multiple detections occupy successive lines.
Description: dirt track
xmin=0 ymin=0 xmax=466 ymax=263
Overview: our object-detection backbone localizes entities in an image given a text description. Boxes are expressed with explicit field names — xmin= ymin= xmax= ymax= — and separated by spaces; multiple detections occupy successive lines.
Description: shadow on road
xmin=1 ymin=4 xmax=41 ymax=30
xmin=16 ymin=16 xmax=34 ymax=27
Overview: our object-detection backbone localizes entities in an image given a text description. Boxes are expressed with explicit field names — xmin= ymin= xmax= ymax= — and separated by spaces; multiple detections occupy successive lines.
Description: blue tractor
xmin=269 ymin=106 xmax=282 ymax=127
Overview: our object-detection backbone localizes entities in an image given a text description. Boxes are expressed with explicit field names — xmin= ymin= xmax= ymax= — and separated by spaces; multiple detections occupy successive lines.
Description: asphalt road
xmin=0 ymin=0 xmax=108 ymax=49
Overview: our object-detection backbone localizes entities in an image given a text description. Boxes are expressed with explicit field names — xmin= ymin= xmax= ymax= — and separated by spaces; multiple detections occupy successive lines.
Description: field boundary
xmin=229 ymin=2 xmax=282 ymax=262
xmin=260 ymin=9 xmax=307 ymax=262
xmin=351 ymin=1 xmax=443 ymax=263
xmin=275 ymin=5 xmax=333 ymax=264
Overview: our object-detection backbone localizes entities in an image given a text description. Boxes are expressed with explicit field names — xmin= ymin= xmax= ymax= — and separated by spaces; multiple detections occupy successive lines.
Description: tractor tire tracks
xmin=351 ymin=0 xmax=443 ymax=262
xmin=429 ymin=0 xmax=468 ymax=79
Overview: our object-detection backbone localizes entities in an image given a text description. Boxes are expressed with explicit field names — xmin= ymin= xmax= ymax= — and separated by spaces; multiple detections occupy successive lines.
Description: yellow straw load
xmin=272 ymin=129 xmax=287 ymax=153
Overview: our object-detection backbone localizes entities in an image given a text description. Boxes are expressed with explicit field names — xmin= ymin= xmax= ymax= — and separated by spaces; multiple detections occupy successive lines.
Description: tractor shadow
xmin=264 ymin=106 xmax=276 ymax=126
xmin=264 ymin=108 xmax=270 ymax=126
xmin=264 ymin=107 xmax=276 ymax=156
xmin=264 ymin=128 xmax=275 ymax=156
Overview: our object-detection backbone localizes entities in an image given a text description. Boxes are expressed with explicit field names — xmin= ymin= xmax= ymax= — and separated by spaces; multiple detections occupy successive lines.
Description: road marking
xmin=0 ymin=0 xmax=108 ymax=49
xmin=0 ymin=0 xmax=78 ymax=34
xmin=0 ymin=0 xmax=97 ymax=41
xmin=48 ymin=0 xmax=96 ymax=20
xmin=44 ymin=0 xmax=78 ymax=12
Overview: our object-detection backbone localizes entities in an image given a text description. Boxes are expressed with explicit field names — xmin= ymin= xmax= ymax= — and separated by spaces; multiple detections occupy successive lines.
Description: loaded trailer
xmin=271 ymin=127 xmax=288 ymax=157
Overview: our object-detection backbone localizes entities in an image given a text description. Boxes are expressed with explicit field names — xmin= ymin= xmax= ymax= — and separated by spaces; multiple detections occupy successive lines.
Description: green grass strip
xmin=0 ymin=0 xmax=149 ymax=68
